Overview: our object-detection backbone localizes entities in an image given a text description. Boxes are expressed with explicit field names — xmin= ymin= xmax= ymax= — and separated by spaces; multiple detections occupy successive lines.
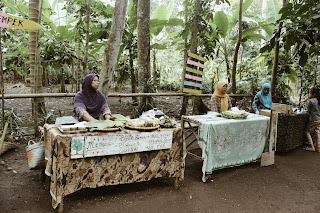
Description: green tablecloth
xmin=190 ymin=113 xmax=271 ymax=182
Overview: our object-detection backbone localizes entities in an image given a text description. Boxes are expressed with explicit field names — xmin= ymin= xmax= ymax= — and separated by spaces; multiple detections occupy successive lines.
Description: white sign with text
xmin=71 ymin=130 xmax=173 ymax=159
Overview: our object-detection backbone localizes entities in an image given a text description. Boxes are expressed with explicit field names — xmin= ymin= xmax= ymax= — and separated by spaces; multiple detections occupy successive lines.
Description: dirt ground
xmin=0 ymin=82 xmax=320 ymax=213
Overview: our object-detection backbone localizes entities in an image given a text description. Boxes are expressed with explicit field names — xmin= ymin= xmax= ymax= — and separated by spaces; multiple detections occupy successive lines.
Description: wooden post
xmin=57 ymin=199 xmax=63 ymax=213
xmin=174 ymin=176 xmax=179 ymax=189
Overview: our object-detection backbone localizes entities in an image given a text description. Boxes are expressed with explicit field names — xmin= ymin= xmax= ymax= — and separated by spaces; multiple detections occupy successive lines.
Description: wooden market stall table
xmin=181 ymin=113 xmax=273 ymax=182
xmin=43 ymin=124 xmax=185 ymax=211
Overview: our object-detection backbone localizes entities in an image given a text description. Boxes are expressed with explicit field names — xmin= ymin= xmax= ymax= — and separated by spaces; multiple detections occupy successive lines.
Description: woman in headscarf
xmin=210 ymin=81 xmax=232 ymax=113
xmin=74 ymin=74 xmax=112 ymax=121
xmin=252 ymin=83 xmax=272 ymax=114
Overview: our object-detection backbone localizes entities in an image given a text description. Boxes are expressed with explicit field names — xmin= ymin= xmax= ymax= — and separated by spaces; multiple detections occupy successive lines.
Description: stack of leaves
xmin=85 ymin=120 xmax=126 ymax=132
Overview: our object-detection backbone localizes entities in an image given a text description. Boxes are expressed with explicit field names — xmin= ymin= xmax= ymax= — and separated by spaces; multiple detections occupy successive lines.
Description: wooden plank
xmin=183 ymin=88 xmax=202 ymax=94
xmin=188 ymin=52 xmax=206 ymax=62
xmin=185 ymin=74 xmax=204 ymax=82
xmin=185 ymin=67 xmax=204 ymax=75
xmin=187 ymin=59 xmax=205 ymax=69
xmin=184 ymin=81 xmax=203 ymax=89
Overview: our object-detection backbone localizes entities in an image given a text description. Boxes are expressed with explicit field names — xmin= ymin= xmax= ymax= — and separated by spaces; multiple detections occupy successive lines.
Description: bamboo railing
xmin=1 ymin=92 xmax=258 ymax=99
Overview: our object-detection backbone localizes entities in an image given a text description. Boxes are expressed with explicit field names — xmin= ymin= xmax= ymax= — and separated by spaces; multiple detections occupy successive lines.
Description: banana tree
xmin=150 ymin=0 xmax=183 ymax=91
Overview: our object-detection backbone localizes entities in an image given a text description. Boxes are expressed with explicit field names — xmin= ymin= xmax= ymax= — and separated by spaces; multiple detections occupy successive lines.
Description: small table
xmin=181 ymin=113 xmax=273 ymax=182
xmin=44 ymin=124 xmax=185 ymax=212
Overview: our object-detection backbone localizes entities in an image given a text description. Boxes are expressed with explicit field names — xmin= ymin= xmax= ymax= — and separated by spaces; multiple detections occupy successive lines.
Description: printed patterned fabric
xmin=195 ymin=114 xmax=270 ymax=182
xmin=44 ymin=124 xmax=185 ymax=209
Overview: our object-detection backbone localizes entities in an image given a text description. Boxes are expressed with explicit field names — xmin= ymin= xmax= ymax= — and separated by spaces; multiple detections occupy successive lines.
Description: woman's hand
xmin=104 ymin=114 xmax=112 ymax=120
xmin=255 ymin=111 xmax=260 ymax=115
xmin=104 ymin=114 xmax=116 ymax=120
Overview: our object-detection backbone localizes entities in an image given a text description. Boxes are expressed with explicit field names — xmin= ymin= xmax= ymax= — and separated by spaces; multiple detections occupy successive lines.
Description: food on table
xmin=60 ymin=124 xmax=85 ymax=131
xmin=85 ymin=120 xmax=124 ymax=131
xmin=126 ymin=117 xmax=160 ymax=128
xmin=77 ymin=126 xmax=87 ymax=130
xmin=126 ymin=119 xmax=146 ymax=127
xmin=222 ymin=111 xmax=248 ymax=119
xmin=60 ymin=125 xmax=72 ymax=131
xmin=159 ymin=115 xmax=177 ymax=128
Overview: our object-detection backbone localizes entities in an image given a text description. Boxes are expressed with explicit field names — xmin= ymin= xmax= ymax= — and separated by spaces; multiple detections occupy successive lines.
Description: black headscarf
xmin=73 ymin=74 xmax=108 ymax=119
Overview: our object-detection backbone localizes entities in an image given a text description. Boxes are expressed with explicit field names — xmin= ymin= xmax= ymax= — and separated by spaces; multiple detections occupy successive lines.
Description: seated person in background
xmin=252 ymin=83 xmax=272 ymax=114
xmin=304 ymin=87 xmax=320 ymax=152
xmin=210 ymin=81 xmax=232 ymax=113
xmin=74 ymin=74 xmax=112 ymax=121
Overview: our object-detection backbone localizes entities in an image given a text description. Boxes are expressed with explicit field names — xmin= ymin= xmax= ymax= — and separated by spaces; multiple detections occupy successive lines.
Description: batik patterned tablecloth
xmin=44 ymin=124 xmax=185 ymax=209
xmin=184 ymin=113 xmax=271 ymax=182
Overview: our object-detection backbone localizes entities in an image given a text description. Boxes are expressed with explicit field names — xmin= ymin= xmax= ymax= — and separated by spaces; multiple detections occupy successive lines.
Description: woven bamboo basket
xmin=26 ymin=140 xmax=45 ymax=169
xmin=0 ymin=142 xmax=16 ymax=155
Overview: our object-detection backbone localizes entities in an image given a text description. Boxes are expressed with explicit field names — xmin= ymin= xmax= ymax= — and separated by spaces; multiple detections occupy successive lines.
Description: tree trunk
xmin=179 ymin=0 xmax=189 ymax=118
xmin=129 ymin=47 xmax=138 ymax=103
xmin=188 ymin=0 xmax=209 ymax=115
xmin=231 ymin=0 xmax=243 ymax=94
xmin=60 ymin=67 xmax=65 ymax=93
xmin=189 ymin=0 xmax=201 ymax=53
xmin=83 ymin=0 xmax=91 ymax=75
xmin=29 ymin=0 xmax=45 ymax=136
xmin=76 ymin=40 xmax=82 ymax=92
xmin=43 ymin=65 xmax=48 ymax=86
xmin=222 ymin=41 xmax=230 ymax=83
xmin=71 ymin=62 xmax=74 ymax=92
xmin=76 ymin=10 xmax=82 ymax=92
xmin=271 ymin=0 xmax=286 ymax=96
xmin=315 ymin=56 xmax=318 ymax=86
xmin=98 ymin=0 xmax=128 ymax=95
xmin=152 ymin=49 xmax=160 ymax=92
xmin=239 ymin=45 xmax=244 ymax=80
xmin=137 ymin=0 xmax=154 ymax=114
xmin=0 ymin=29 xmax=4 ymax=128
xmin=299 ymin=69 xmax=303 ymax=108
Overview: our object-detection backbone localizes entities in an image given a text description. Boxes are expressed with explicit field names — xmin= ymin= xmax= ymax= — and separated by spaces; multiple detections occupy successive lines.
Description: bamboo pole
xmin=0 ymin=92 xmax=257 ymax=99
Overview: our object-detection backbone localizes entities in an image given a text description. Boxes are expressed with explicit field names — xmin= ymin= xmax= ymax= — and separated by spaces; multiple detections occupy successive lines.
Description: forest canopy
xmin=0 ymin=0 xmax=319 ymax=108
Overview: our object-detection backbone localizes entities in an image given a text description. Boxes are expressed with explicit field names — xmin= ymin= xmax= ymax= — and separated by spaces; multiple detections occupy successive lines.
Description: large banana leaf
xmin=151 ymin=1 xmax=174 ymax=20
xmin=213 ymin=11 xmax=229 ymax=38
xmin=267 ymin=0 xmax=281 ymax=23
xmin=151 ymin=43 xmax=167 ymax=50
xmin=242 ymin=26 xmax=262 ymax=39
xmin=245 ymin=34 xmax=265 ymax=41
xmin=3 ymin=0 xmax=29 ymax=17
xmin=231 ymin=0 xmax=254 ymax=23
xmin=150 ymin=1 xmax=176 ymax=36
